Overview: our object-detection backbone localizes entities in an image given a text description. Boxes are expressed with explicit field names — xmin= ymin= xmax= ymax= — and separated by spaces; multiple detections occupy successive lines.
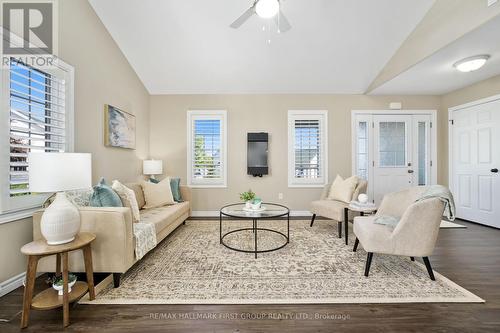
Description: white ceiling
xmin=372 ymin=15 xmax=500 ymax=95
xmin=88 ymin=0 xmax=435 ymax=94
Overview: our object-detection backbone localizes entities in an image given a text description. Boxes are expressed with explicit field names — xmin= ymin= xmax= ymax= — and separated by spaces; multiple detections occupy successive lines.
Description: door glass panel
xmin=418 ymin=122 xmax=427 ymax=185
xmin=356 ymin=121 xmax=368 ymax=179
xmin=379 ymin=122 xmax=406 ymax=167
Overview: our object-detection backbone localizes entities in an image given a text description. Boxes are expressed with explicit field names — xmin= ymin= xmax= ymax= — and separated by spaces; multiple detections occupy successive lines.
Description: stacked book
xmin=349 ymin=201 xmax=376 ymax=210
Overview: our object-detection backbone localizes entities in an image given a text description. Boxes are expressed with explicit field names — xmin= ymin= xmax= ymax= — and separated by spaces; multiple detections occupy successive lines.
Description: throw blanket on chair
xmin=375 ymin=185 xmax=456 ymax=227
xmin=416 ymin=185 xmax=456 ymax=221
xmin=133 ymin=223 xmax=157 ymax=260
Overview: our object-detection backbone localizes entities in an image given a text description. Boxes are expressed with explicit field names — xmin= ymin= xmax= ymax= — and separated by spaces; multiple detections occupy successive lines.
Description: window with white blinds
xmin=288 ymin=111 xmax=328 ymax=187
xmin=9 ymin=60 xmax=66 ymax=197
xmin=187 ymin=110 xmax=227 ymax=187
xmin=1 ymin=57 xmax=73 ymax=215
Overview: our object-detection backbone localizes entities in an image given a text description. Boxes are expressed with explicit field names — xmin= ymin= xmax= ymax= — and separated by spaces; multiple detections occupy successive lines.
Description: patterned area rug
xmin=80 ymin=220 xmax=483 ymax=304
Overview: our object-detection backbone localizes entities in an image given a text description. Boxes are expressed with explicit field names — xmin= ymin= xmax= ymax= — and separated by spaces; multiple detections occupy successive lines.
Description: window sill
xmin=288 ymin=184 xmax=327 ymax=188
xmin=0 ymin=206 xmax=41 ymax=225
xmin=188 ymin=185 xmax=228 ymax=189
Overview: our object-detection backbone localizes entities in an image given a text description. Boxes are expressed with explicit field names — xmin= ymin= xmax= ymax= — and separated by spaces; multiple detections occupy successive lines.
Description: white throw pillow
xmin=112 ymin=180 xmax=140 ymax=222
xmin=142 ymin=177 xmax=175 ymax=209
xmin=327 ymin=175 xmax=359 ymax=203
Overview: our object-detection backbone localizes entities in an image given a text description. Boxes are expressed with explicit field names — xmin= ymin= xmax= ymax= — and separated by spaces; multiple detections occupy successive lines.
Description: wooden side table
xmin=344 ymin=205 xmax=377 ymax=245
xmin=20 ymin=232 xmax=96 ymax=329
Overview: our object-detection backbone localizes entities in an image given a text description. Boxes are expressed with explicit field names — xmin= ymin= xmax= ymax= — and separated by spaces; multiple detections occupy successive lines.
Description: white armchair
xmin=353 ymin=186 xmax=445 ymax=280
xmin=310 ymin=180 xmax=368 ymax=238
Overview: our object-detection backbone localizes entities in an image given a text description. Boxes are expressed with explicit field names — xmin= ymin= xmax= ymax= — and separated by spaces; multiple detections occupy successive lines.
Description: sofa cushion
xmin=310 ymin=200 xmax=359 ymax=221
xmin=140 ymin=202 xmax=190 ymax=233
xmin=353 ymin=216 xmax=394 ymax=254
xmin=125 ymin=182 xmax=146 ymax=209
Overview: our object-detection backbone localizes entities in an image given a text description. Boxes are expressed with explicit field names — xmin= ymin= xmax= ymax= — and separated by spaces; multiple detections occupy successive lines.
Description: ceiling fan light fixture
xmin=453 ymin=55 xmax=490 ymax=72
xmin=256 ymin=0 xmax=280 ymax=19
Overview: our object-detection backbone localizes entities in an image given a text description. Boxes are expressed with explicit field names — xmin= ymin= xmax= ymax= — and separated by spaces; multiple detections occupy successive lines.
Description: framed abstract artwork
xmin=104 ymin=104 xmax=136 ymax=149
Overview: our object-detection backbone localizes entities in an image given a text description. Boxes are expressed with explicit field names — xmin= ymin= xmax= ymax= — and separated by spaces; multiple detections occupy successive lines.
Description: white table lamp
xmin=29 ymin=153 xmax=92 ymax=245
xmin=143 ymin=159 xmax=163 ymax=179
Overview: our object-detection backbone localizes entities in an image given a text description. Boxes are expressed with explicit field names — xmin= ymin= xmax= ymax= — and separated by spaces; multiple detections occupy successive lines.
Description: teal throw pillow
xmin=90 ymin=177 xmax=123 ymax=207
xmin=170 ymin=177 xmax=182 ymax=202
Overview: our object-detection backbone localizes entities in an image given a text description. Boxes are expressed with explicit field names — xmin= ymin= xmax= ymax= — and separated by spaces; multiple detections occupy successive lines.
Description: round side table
xmin=20 ymin=232 xmax=96 ymax=329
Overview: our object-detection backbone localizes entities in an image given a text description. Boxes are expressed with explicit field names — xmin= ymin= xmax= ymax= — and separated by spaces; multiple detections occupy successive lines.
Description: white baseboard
xmin=0 ymin=272 xmax=25 ymax=297
xmin=191 ymin=210 xmax=312 ymax=217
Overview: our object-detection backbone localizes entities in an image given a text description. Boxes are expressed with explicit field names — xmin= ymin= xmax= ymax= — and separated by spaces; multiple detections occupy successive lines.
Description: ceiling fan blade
xmin=275 ymin=10 xmax=292 ymax=32
xmin=230 ymin=6 xmax=256 ymax=29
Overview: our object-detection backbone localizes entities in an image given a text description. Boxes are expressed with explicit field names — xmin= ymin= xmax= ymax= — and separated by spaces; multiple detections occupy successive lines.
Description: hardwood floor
xmin=1 ymin=219 xmax=499 ymax=332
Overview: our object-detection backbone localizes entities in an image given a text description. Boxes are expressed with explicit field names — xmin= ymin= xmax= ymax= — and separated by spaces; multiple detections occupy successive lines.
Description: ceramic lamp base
xmin=41 ymin=192 xmax=81 ymax=245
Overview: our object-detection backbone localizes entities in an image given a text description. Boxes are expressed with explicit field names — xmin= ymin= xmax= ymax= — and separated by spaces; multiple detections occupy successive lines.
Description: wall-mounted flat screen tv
xmin=247 ymin=133 xmax=268 ymax=177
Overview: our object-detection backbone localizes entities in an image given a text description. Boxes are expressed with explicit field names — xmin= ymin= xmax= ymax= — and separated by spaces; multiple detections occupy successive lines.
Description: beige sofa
xmin=32 ymin=183 xmax=191 ymax=287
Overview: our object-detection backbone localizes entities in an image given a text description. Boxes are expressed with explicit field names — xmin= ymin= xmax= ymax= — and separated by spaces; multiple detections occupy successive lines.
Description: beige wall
xmin=150 ymin=94 xmax=441 ymax=211
xmin=0 ymin=217 xmax=32 ymax=282
xmin=438 ymin=74 xmax=500 ymax=186
xmin=60 ymin=0 xmax=150 ymax=183
xmin=0 ymin=0 xmax=149 ymax=284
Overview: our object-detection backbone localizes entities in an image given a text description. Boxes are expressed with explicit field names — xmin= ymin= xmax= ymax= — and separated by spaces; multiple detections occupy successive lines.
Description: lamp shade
xmin=28 ymin=153 xmax=92 ymax=193
xmin=143 ymin=159 xmax=163 ymax=175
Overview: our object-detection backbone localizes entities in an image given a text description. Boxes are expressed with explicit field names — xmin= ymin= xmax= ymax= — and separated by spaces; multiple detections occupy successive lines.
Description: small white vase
xmin=41 ymin=192 xmax=81 ymax=245
xmin=245 ymin=201 xmax=252 ymax=209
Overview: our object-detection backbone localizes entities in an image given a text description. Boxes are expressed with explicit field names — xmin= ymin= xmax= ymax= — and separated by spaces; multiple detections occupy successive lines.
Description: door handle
xmin=492 ymin=168 xmax=499 ymax=173
xmin=408 ymin=170 xmax=414 ymax=174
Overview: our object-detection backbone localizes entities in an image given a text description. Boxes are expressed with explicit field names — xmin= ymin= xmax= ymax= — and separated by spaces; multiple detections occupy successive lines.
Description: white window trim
xmin=288 ymin=110 xmax=328 ymax=188
xmin=186 ymin=110 xmax=227 ymax=188
xmin=0 ymin=36 xmax=75 ymax=220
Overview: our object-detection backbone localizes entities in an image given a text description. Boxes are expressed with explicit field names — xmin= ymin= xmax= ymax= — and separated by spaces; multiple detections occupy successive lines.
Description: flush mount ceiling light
xmin=453 ymin=55 xmax=490 ymax=72
xmin=255 ymin=0 xmax=280 ymax=18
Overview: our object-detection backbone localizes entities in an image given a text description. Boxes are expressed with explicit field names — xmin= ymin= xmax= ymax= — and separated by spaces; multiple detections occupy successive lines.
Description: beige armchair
xmin=310 ymin=180 xmax=368 ymax=237
xmin=353 ymin=186 xmax=445 ymax=280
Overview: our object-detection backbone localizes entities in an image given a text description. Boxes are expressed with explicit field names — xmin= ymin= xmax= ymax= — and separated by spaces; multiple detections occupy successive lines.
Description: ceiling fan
xmin=230 ymin=0 xmax=292 ymax=33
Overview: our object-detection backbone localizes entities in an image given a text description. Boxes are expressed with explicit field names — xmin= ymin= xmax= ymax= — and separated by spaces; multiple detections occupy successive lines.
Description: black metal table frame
xmin=219 ymin=203 xmax=290 ymax=258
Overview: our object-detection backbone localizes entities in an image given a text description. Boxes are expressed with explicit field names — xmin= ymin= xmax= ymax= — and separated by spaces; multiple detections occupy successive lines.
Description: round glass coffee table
xmin=219 ymin=203 xmax=290 ymax=258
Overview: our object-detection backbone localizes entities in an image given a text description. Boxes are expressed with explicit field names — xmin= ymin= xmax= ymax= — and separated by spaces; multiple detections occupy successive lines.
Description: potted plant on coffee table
xmin=240 ymin=190 xmax=256 ymax=209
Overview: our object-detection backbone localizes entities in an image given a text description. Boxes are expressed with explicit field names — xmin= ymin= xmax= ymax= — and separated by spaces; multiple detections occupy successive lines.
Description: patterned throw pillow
xmin=112 ymin=180 xmax=140 ymax=222
xmin=90 ymin=178 xmax=123 ymax=207
xmin=42 ymin=189 xmax=93 ymax=208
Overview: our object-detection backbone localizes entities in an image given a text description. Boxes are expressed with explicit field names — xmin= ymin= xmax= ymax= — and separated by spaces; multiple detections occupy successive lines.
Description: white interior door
xmin=451 ymin=98 xmax=500 ymax=228
xmin=373 ymin=115 xmax=414 ymax=204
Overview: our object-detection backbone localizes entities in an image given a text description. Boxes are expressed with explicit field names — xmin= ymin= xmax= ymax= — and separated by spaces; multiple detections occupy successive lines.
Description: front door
xmin=352 ymin=112 xmax=435 ymax=204
xmin=451 ymin=99 xmax=500 ymax=228
xmin=373 ymin=115 xmax=414 ymax=204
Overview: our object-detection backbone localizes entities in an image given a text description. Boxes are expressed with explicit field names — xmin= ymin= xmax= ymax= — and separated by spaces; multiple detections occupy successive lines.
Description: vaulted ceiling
xmin=89 ymin=0 xmax=500 ymax=95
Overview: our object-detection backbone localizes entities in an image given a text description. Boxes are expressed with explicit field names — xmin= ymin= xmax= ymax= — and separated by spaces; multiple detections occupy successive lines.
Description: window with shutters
xmin=187 ymin=110 xmax=227 ymax=187
xmin=288 ymin=110 xmax=328 ymax=187
xmin=1 ymin=58 xmax=74 ymax=215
